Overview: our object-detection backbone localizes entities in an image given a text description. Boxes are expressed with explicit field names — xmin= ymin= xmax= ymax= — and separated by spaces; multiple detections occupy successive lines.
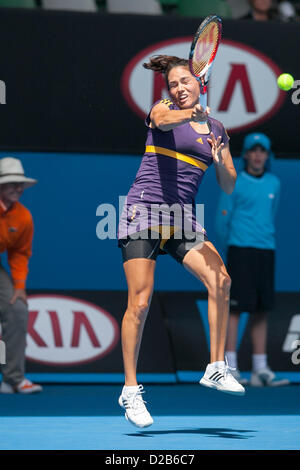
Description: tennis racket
xmin=189 ymin=15 xmax=222 ymax=123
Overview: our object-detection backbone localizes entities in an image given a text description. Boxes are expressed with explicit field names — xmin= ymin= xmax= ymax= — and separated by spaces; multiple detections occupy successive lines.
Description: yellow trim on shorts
xmin=145 ymin=145 xmax=208 ymax=170
xmin=149 ymin=225 xmax=181 ymax=249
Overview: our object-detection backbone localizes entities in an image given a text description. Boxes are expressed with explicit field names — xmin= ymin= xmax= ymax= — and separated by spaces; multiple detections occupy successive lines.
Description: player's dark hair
xmin=143 ymin=55 xmax=189 ymax=87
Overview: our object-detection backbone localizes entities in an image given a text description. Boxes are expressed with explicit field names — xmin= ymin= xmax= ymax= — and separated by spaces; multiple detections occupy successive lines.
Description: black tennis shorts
xmin=227 ymin=245 xmax=275 ymax=313
xmin=119 ymin=229 xmax=209 ymax=264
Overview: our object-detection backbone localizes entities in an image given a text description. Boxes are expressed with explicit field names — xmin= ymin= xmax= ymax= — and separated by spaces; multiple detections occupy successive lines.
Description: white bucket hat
xmin=0 ymin=157 xmax=37 ymax=189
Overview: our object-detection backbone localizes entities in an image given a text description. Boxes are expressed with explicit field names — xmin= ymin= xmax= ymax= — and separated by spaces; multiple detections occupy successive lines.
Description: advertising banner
xmin=0 ymin=10 xmax=299 ymax=157
xmin=25 ymin=290 xmax=176 ymax=380
xmin=22 ymin=291 xmax=300 ymax=381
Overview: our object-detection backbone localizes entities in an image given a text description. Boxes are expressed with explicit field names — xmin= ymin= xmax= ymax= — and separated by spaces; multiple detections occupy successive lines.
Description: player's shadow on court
xmin=126 ymin=428 xmax=255 ymax=440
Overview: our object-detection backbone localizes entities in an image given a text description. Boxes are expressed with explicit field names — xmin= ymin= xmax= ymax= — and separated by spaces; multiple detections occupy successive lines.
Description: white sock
xmin=252 ymin=354 xmax=267 ymax=372
xmin=210 ymin=360 xmax=225 ymax=369
xmin=225 ymin=351 xmax=237 ymax=369
xmin=122 ymin=385 xmax=139 ymax=396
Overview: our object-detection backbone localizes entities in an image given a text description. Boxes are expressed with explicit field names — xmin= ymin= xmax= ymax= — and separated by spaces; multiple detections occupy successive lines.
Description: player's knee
xmin=207 ymin=272 xmax=231 ymax=298
xmin=127 ymin=298 xmax=150 ymax=324
xmin=222 ymin=273 xmax=231 ymax=293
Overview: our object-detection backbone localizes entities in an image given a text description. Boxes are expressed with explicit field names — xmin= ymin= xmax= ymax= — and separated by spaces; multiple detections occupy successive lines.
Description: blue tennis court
xmin=0 ymin=384 xmax=299 ymax=450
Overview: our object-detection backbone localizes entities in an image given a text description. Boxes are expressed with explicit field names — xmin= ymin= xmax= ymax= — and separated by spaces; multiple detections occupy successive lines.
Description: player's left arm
xmin=208 ymin=133 xmax=237 ymax=194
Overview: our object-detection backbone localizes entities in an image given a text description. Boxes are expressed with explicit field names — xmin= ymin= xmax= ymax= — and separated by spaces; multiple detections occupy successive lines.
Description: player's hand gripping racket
xmin=189 ymin=15 xmax=222 ymax=123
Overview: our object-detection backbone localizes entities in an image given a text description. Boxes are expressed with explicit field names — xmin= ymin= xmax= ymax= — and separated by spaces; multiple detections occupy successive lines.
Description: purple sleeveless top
xmin=118 ymin=99 xmax=229 ymax=240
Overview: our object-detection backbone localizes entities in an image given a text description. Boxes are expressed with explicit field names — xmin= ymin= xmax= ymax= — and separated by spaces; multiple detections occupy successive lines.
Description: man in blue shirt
xmin=215 ymin=133 xmax=289 ymax=386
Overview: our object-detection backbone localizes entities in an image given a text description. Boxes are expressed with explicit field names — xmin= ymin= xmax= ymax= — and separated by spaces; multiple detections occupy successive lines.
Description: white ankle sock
xmin=122 ymin=385 xmax=139 ymax=395
xmin=225 ymin=351 xmax=237 ymax=369
xmin=252 ymin=354 xmax=267 ymax=372
xmin=210 ymin=360 xmax=225 ymax=369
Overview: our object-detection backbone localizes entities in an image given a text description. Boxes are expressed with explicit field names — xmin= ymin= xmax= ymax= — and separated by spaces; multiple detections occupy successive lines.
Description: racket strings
xmin=191 ymin=22 xmax=220 ymax=77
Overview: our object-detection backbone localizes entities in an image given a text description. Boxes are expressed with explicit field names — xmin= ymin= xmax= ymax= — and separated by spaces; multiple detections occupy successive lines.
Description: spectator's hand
xmin=207 ymin=132 xmax=225 ymax=166
xmin=191 ymin=104 xmax=210 ymax=122
xmin=10 ymin=289 xmax=28 ymax=306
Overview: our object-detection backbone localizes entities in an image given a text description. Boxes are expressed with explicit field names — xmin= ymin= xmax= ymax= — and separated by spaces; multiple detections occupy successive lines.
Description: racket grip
xmin=199 ymin=93 xmax=207 ymax=124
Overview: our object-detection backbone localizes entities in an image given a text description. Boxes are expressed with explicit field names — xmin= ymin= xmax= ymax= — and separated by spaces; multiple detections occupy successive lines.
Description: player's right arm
xmin=150 ymin=102 xmax=209 ymax=131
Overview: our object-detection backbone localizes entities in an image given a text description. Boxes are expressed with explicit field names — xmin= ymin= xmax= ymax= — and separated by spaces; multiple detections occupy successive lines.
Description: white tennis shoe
xmin=200 ymin=361 xmax=245 ymax=396
xmin=118 ymin=384 xmax=154 ymax=428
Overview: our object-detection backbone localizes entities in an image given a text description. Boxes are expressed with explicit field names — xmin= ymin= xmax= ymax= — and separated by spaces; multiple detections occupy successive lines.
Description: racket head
xmin=189 ymin=15 xmax=222 ymax=82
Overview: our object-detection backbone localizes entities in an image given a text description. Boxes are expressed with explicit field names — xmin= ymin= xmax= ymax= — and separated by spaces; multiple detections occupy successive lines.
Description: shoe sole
xmin=199 ymin=378 xmax=245 ymax=396
xmin=118 ymin=396 xmax=153 ymax=428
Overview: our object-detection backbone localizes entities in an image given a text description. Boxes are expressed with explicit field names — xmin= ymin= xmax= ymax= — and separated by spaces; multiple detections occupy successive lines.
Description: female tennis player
xmin=118 ymin=55 xmax=245 ymax=428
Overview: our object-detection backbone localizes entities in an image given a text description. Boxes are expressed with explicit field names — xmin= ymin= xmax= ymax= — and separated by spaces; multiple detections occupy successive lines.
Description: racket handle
xmin=199 ymin=92 xmax=207 ymax=124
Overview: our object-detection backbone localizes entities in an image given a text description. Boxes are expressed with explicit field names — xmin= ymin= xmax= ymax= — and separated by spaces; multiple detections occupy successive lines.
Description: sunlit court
xmin=0 ymin=384 xmax=299 ymax=450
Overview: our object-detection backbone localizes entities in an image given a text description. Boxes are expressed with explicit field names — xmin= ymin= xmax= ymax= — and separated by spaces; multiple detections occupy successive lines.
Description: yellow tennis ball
xmin=277 ymin=73 xmax=294 ymax=91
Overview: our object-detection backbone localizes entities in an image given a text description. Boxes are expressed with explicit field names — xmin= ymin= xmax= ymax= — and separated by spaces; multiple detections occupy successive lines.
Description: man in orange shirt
xmin=0 ymin=157 xmax=42 ymax=393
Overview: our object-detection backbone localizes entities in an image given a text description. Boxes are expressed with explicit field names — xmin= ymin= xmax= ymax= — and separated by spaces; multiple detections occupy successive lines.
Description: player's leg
xmin=182 ymin=240 xmax=231 ymax=363
xmin=118 ymin=233 xmax=160 ymax=427
xmin=164 ymin=235 xmax=244 ymax=395
xmin=121 ymin=258 xmax=156 ymax=386
xmin=183 ymin=241 xmax=244 ymax=394
xmin=119 ymin=257 xmax=156 ymax=428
